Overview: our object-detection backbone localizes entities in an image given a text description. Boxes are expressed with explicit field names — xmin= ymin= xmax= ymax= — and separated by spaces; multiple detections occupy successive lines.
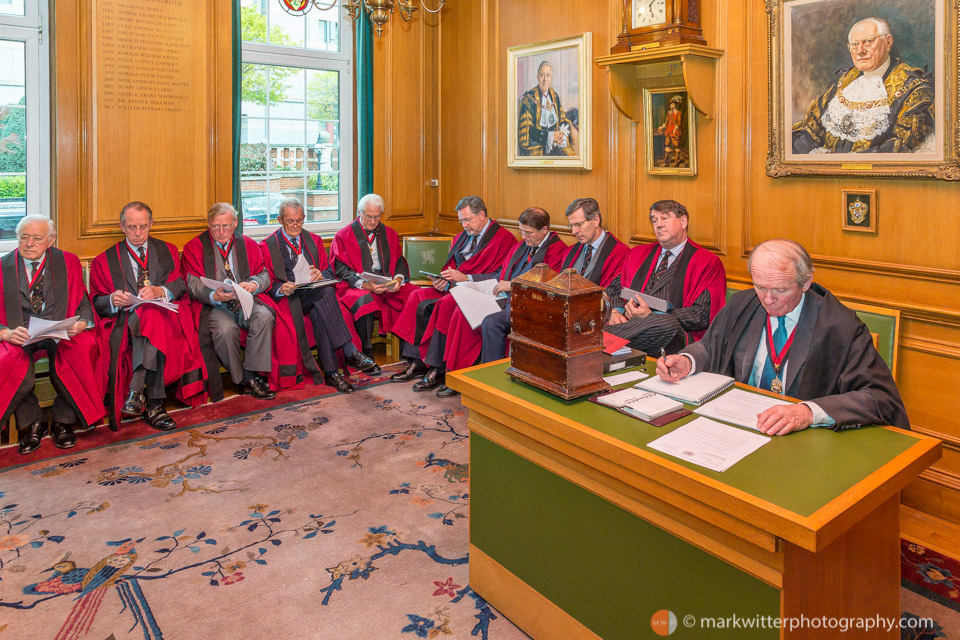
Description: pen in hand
xmin=660 ymin=347 xmax=671 ymax=376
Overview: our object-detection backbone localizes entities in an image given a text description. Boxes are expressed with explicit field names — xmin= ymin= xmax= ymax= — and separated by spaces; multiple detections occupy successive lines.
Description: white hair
xmin=357 ymin=193 xmax=385 ymax=217
xmin=16 ymin=215 xmax=56 ymax=239
xmin=849 ymin=17 xmax=892 ymax=41
xmin=748 ymin=239 xmax=815 ymax=287
xmin=206 ymin=202 xmax=238 ymax=222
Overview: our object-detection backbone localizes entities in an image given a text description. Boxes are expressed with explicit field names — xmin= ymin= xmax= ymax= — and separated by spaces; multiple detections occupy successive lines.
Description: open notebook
xmin=594 ymin=388 xmax=683 ymax=421
xmin=636 ymin=372 xmax=735 ymax=405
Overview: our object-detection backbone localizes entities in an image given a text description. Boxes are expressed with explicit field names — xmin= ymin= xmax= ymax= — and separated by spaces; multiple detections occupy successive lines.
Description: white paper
xmin=455 ymin=279 xmax=499 ymax=295
xmin=128 ymin=296 xmax=179 ymax=313
xmin=450 ymin=285 xmax=502 ymax=330
xmin=621 ymin=287 xmax=669 ymax=313
xmin=647 ymin=417 xmax=770 ymax=472
xmin=24 ymin=315 xmax=80 ymax=346
xmin=292 ymin=254 xmax=313 ymax=284
xmin=199 ymin=277 xmax=253 ymax=320
xmin=637 ymin=372 xmax=735 ymax=405
xmin=694 ymin=389 xmax=793 ymax=431
xmin=603 ymin=369 xmax=650 ymax=386
xmin=359 ymin=271 xmax=394 ymax=285
xmin=596 ymin=389 xmax=682 ymax=420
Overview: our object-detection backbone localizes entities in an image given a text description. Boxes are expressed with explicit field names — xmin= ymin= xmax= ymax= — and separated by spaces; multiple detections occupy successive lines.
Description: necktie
xmin=579 ymin=244 xmax=594 ymax=275
xmin=464 ymin=235 xmax=477 ymax=255
xmin=758 ymin=317 xmax=788 ymax=391
xmin=136 ymin=247 xmax=148 ymax=288
xmin=29 ymin=261 xmax=43 ymax=313
xmin=647 ymin=250 xmax=672 ymax=289
xmin=220 ymin=245 xmax=242 ymax=313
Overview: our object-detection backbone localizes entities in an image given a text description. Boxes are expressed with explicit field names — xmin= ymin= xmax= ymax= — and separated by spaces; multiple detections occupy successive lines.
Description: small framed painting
xmin=841 ymin=188 xmax=878 ymax=233
xmin=643 ymin=87 xmax=697 ymax=176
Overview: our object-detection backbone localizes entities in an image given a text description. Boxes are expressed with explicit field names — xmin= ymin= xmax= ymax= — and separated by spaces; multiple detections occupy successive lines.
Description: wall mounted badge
xmin=643 ymin=87 xmax=697 ymax=175
xmin=841 ymin=188 xmax=877 ymax=233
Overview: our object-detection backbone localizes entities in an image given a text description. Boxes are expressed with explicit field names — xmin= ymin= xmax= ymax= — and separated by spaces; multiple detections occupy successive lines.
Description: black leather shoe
xmin=412 ymin=368 xmax=444 ymax=392
xmin=345 ymin=351 xmax=381 ymax=376
xmin=435 ymin=385 xmax=460 ymax=399
xmin=18 ymin=419 xmax=48 ymax=455
xmin=50 ymin=422 xmax=78 ymax=449
xmin=240 ymin=377 xmax=277 ymax=400
xmin=121 ymin=390 xmax=146 ymax=417
xmin=390 ymin=360 xmax=428 ymax=383
xmin=324 ymin=371 xmax=355 ymax=394
xmin=143 ymin=404 xmax=177 ymax=431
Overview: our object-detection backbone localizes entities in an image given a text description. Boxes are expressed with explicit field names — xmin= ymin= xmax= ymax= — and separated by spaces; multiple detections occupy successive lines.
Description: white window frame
xmin=240 ymin=10 xmax=353 ymax=240
xmin=0 ymin=0 xmax=49 ymax=253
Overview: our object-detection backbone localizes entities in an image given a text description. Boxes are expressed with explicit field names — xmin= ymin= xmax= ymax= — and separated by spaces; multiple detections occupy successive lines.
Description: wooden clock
xmin=611 ymin=0 xmax=706 ymax=52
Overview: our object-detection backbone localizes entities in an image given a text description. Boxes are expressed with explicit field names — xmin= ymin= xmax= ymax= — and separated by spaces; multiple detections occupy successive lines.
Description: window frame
xmin=239 ymin=8 xmax=353 ymax=240
xmin=0 ymin=0 xmax=49 ymax=253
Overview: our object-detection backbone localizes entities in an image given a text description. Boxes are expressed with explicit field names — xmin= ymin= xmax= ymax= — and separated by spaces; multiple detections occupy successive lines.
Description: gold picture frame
xmin=643 ymin=87 xmax=697 ymax=176
xmin=507 ymin=33 xmax=592 ymax=170
xmin=766 ymin=0 xmax=959 ymax=180
xmin=841 ymin=188 xmax=878 ymax=233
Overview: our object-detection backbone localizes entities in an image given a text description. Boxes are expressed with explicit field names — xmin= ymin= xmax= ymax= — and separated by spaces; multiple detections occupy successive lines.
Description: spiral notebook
xmin=636 ymin=372 xmax=735 ymax=405
xmin=594 ymin=389 xmax=683 ymax=421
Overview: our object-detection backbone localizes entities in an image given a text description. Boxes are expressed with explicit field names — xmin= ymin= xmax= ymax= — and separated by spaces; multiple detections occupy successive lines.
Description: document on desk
xmin=694 ymin=388 xmax=793 ymax=431
xmin=23 ymin=315 xmax=80 ymax=346
xmin=199 ymin=277 xmax=254 ymax=320
xmin=647 ymin=417 xmax=770 ymax=472
xmin=451 ymin=281 xmax=502 ymax=329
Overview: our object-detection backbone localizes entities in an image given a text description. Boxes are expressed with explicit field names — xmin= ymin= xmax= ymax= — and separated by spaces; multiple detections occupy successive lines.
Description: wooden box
xmin=506 ymin=265 xmax=610 ymax=400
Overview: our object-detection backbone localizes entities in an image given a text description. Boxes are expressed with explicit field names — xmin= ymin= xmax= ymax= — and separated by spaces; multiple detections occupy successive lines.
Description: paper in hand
xmin=24 ymin=315 xmax=81 ymax=346
xmin=292 ymin=254 xmax=313 ymax=284
xmin=199 ymin=276 xmax=254 ymax=320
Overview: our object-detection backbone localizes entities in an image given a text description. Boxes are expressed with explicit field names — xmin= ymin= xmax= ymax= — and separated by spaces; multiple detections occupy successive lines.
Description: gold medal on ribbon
xmin=143 ymin=277 xmax=151 ymax=287
xmin=771 ymin=377 xmax=782 ymax=394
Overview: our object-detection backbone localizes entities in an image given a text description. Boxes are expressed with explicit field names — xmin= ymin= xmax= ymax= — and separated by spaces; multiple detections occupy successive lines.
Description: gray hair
xmin=278 ymin=197 xmax=305 ymax=219
xmin=748 ymin=239 xmax=815 ymax=287
xmin=357 ymin=193 xmax=385 ymax=217
xmin=16 ymin=214 xmax=56 ymax=239
xmin=207 ymin=202 xmax=238 ymax=223
xmin=537 ymin=60 xmax=553 ymax=75
xmin=849 ymin=17 xmax=892 ymax=40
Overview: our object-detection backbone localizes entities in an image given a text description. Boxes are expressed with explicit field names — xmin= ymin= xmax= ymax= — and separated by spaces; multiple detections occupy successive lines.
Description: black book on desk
xmin=603 ymin=348 xmax=646 ymax=374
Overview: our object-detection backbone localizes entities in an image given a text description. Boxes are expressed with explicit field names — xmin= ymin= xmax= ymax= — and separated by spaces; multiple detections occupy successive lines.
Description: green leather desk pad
xmin=460 ymin=361 xmax=917 ymax=517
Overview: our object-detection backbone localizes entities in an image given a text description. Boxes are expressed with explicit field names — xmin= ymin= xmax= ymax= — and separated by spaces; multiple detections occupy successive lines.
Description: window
xmin=0 ymin=0 xmax=47 ymax=250
xmin=239 ymin=0 xmax=352 ymax=237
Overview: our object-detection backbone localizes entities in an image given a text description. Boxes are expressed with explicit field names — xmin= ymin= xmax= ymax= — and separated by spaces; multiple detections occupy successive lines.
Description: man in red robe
xmin=260 ymin=198 xmax=378 ymax=394
xmin=182 ymin=203 xmax=289 ymax=402
xmin=390 ymin=196 xmax=515 ymax=387
xmin=605 ymin=199 xmax=726 ymax=353
xmin=422 ymin=207 xmax=567 ymax=397
xmin=90 ymin=201 xmax=205 ymax=431
xmin=559 ymin=197 xmax=630 ymax=289
xmin=0 ymin=216 xmax=104 ymax=454
xmin=329 ymin=193 xmax=418 ymax=360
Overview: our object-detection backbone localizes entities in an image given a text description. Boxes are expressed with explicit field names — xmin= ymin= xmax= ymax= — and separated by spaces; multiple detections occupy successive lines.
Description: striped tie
xmin=29 ymin=261 xmax=43 ymax=313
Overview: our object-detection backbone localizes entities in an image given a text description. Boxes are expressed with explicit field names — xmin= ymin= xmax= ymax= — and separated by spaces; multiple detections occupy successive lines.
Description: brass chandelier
xmin=278 ymin=0 xmax=447 ymax=38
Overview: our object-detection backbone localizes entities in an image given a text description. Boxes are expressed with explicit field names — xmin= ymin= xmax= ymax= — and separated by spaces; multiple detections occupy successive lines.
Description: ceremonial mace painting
xmin=766 ymin=0 xmax=959 ymax=179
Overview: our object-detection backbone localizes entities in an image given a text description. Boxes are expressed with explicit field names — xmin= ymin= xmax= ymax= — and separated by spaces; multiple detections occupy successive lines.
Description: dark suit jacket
xmin=92 ymin=238 xmax=186 ymax=317
xmin=683 ymin=283 xmax=909 ymax=431
xmin=1 ymin=254 xmax=94 ymax=329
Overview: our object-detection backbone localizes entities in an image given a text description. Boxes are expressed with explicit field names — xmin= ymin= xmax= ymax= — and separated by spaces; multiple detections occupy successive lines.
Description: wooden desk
xmin=447 ymin=361 xmax=941 ymax=640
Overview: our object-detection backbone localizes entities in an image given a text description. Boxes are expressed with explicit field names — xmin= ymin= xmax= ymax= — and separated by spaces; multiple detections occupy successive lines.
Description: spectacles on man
xmin=518 ymin=228 xmax=541 ymax=237
xmin=210 ymin=224 xmax=235 ymax=232
xmin=569 ymin=220 xmax=593 ymax=231
xmin=846 ymin=34 xmax=886 ymax=51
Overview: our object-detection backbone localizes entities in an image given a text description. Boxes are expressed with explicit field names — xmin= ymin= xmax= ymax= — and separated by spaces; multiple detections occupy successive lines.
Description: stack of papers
xmin=596 ymin=388 xmax=682 ymax=421
xmin=647 ymin=417 xmax=770 ymax=472
xmin=693 ymin=388 xmax=793 ymax=431
xmin=24 ymin=316 xmax=80 ymax=346
xmin=359 ymin=272 xmax=395 ymax=285
xmin=291 ymin=256 xmax=337 ymax=289
xmin=199 ymin=276 xmax=255 ymax=320
xmin=128 ymin=296 xmax=178 ymax=313
xmin=603 ymin=369 xmax=649 ymax=386
xmin=637 ymin=372 xmax=735 ymax=405
xmin=450 ymin=280 xmax=504 ymax=329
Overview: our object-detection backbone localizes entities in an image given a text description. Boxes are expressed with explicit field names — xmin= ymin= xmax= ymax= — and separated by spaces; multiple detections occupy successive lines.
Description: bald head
xmin=748 ymin=239 xmax=814 ymax=317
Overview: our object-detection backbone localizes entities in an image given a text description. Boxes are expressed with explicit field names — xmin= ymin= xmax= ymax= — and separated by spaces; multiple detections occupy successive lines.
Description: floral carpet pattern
xmin=0 ymin=383 xmax=530 ymax=640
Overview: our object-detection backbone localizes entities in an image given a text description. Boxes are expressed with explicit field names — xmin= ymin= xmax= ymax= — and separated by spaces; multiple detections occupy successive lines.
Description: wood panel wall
xmin=376 ymin=0 xmax=960 ymax=526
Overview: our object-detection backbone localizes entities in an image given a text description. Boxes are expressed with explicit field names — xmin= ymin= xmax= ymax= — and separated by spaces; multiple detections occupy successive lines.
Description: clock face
xmin=632 ymin=0 xmax=667 ymax=29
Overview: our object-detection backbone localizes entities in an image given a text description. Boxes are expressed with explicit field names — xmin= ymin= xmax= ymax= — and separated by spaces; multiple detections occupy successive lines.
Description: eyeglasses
xmin=210 ymin=224 xmax=234 ymax=232
xmin=122 ymin=224 xmax=151 ymax=233
xmin=19 ymin=234 xmax=47 ymax=244
xmin=518 ymin=228 xmax=541 ymax=237
xmin=457 ymin=216 xmax=476 ymax=225
xmin=846 ymin=35 xmax=886 ymax=51
xmin=360 ymin=212 xmax=382 ymax=221
xmin=282 ymin=218 xmax=305 ymax=226
xmin=569 ymin=220 xmax=593 ymax=231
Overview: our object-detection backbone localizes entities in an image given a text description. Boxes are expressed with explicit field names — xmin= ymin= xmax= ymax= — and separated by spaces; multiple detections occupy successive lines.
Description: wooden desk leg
xmin=782 ymin=493 xmax=900 ymax=639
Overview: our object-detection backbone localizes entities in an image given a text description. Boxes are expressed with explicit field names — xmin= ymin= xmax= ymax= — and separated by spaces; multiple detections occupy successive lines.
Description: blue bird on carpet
xmin=22 ymin=556 xmax=87 ymax=596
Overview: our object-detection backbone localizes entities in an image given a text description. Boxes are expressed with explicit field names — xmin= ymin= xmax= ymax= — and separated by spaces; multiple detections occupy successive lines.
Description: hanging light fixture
xmin=278 ymin=0 xmax=447 ymax=38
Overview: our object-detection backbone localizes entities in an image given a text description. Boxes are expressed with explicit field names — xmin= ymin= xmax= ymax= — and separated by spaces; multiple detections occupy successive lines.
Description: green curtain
xmin=356 ymin=7 xmax=374 ymax=200
xmin=232 ymin=0 xmax=243 ymax=231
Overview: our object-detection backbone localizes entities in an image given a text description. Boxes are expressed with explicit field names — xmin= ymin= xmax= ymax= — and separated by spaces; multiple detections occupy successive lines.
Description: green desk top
xmin=458 ymin=362 xmax=920 ymax=518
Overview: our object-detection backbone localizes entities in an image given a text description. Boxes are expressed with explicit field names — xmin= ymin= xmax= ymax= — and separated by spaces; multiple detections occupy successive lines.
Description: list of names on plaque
xmin=97 ymin=0 xmax=196 ymax=113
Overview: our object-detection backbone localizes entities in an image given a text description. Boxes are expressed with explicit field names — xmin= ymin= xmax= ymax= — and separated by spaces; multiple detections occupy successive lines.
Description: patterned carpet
xmin=0 ymin=376 xmax=958 ymax=639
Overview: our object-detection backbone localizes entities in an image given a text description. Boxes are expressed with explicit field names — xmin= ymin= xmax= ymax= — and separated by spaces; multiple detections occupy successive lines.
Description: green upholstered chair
xmin=843 ymin=301 xmax=901 ymax=380
xmin=403 ymin=236 xmax=452 ymax=286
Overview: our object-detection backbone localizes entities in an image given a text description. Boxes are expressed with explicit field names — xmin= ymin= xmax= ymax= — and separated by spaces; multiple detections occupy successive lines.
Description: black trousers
xmin=11 ymin=340 xmax=80 ymax=429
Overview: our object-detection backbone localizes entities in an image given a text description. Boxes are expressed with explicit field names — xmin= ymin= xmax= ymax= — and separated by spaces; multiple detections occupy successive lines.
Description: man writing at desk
xmin=657 ymin=239 xmax=909 ymax=434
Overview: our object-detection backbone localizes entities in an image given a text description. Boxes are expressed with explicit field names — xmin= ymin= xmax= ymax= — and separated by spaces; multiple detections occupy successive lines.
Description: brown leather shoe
xmin=18 ymin=419 xmax=48 ymax=455
xmin=50 ymin=422 xmax=78 ymax=449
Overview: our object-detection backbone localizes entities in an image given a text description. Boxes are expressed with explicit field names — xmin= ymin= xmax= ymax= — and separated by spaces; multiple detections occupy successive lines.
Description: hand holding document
xmin=621 ymin=287 xmax=669 ymax=313
xmin=199 ymin=276 xmax=254 ymax=320
xmin=647 ymin=417 xmax=770 ymax=472
xmin=24 ymin=315 xmax=81 ymax=346
xmin=128 ymin=296 xmax=179 ymax=313
xmin=359 ymin=272 xmax=395 ymax=285
xmin=290 ymin=255 xmax=338 ymax=290
xmin=694 ymin=389 xmax=793 ymax=431
xmin=450 ymin=280 xmax=502 ymax=329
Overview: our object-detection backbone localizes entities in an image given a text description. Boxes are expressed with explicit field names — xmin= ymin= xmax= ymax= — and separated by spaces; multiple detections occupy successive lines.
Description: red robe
xmin=620 ymin=239 xmax=726 ymax=342
xmin=181 ymin=231 xmax=302 ymax=400
xmin=392 ymin=221 xmax=517 ymax=347
xmin=0 ymin=248 xmax=105 ymax=429
xmin=90 ymin=239 xmax=206 ymax=430
xmin=329 ymin=219 xmax=418 ymax=334
xmin=424 ymin=232 xmax=568 ymax=371
xmin=258 ymin=228 xmax=361 ymax=385
xmin=560 ymin=232 xmax=630 ymax=287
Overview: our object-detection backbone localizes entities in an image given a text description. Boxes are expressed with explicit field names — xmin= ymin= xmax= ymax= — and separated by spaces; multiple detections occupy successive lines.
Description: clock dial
xmin=632 ymin=0 xmax=667 ymax=28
